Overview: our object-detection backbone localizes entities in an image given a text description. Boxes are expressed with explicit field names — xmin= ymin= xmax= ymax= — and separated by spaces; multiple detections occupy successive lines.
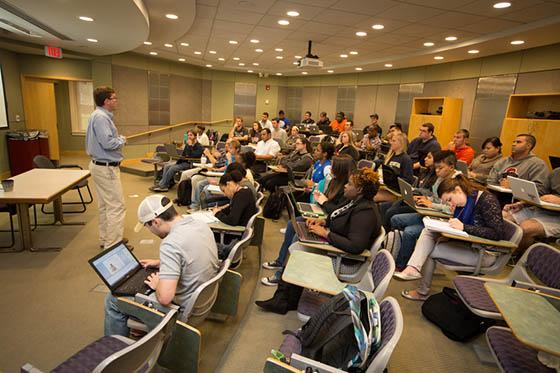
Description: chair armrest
xmin=291 ymin=353 xmax=345 ymax=372
xmin=21 ymin=363 xmax=45 ymax=373
xmin=59 ymin=164 xmax=83 ymax=170
xmin=263 ymin=358 xmax=302 ymax=373
xmin=512 ymin=281 xmax=560 ymax=298
xmin=133 ymin=293 xmax=179 ymax=314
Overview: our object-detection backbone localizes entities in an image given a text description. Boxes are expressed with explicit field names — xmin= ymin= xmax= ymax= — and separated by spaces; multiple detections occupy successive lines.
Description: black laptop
xmin=381 ymin=164 xmax=400 ymax=192
xmin=550 ymin=156 xmax=560 ymax=170
xmin=89 ymin=241 xmax=157 ymax=296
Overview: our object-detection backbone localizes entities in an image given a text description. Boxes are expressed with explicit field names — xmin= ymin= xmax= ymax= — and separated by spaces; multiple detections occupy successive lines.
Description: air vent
xmin=0 ymin=0 xmax=72 ymax=40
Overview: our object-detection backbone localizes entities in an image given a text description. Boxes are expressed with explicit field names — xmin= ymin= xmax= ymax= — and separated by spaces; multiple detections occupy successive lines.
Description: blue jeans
xmin=390 ymin=213 xmax=424 ymax=268
xmin=104 ymin=294 xmax=132 ymax=336
xmin=159 ymin=162 xmax=190 ymax=188
xmin=271 ymin=219 xmax=300 ymax=280
xmin=382 ymin=200 xmax=415 ymax=231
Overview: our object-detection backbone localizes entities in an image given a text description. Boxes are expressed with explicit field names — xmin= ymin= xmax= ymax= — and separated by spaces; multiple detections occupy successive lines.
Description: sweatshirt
xmin=546 ymin=167 xmax=560 ymax=195
xmin=468 ymin=153 xmax=502 ymax=184
xmin=487 ymin=154 xmax=549 ymax=194
xmin=407 ymin=136 xmax=441 ymax=166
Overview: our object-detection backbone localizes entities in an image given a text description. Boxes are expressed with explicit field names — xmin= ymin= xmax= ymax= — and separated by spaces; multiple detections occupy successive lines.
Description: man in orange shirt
xmin=448 ymin=129 xmax=475 ymax=165
xmin=329 ymin=111 xmax=347 ymax=133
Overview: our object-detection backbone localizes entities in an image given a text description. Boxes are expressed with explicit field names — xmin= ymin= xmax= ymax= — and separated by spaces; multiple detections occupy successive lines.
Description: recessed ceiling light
xmin=87 ymin=38 xmax=98 ymax=43
xmin=194 ymin=51 xmax=202 ymax=55
xmin=255 ymin=48 xmax=263 ymax=53
xmin=164 ymin=43 xmax=173 ymax=48
xmin=423 ymin=42 xmax=434 ymax=47
xmin=384 ymin=63 xmax=393 ymax=67
xmin=250 ymin=39 xmax=260 ymax=43
xmin=79 ymin=16 xmax=94 ymax=22
xmin=209 ymin=50 xmax=216 ymax=54
xmin=294 ymin=55 xmax=302 ymax=59
xmin=149 ymin=52 xmax=158 ymax=55
xmin=372 ymin=24 xmax=384 ymax=30
xmin=205 ymin=64 xmax=212 ymax=68
xmin=493 ymin=2 xmax=511 ymax=8
xmin=327 ymin=70 xmax=334 ymax=73
xmin=165 ymin=14 xmax=179 ymax=20
xmin=252 ymin=62 xmax=259 ymax=66
xmin=302 ymin=71 xmax=308 ymax=75
xmin=233 ymin=57 xmax=240 ymax=61
xmin=356 ymin=31 xmax=367 ymax=37
xmin=248 ymin=70 xmax=254 ymax=73
xmin=293 ymin=62 xmax=299 ymax=65
xmin=510 ymin=40 xmax=525 ymax=45
xmin=278 ymin=19 xmax=290 ymax=26
xmin=275 ymin=48 xmax=284 ymax=52
xmin=178 ymin=58 xmax=186 ymax=62
xmin=445 ymin=36 xmax=458 ymax=41
xmin=276 ymin=72 xmax=283 ymax=76
xmin=180 ymin=42 xmax=189 ymax=47
xmin=218 ymin=57 xmax=225 ymax=61
xmin=434 ymin=56 xmax=444 ymax=60
xmin=143 ymin=41 xmax=152 ymax=45
xmin=229 ymin=40 xmax=238 ymax=45
xmin=287 ymin=11 xmax=300 ymax=17
xmin=340 ymin=54 xmax=348 ymax=58
xmin=468 ymin=49 xmax=479 ymax=54
xmin=276 ymin=56 xmax=284 ymax=59
xmin=355 ymin=67 xmax=363 ymax=71
xmin=239 ymin=63 xmax=245 ymax=66
xmin=349 ymin=51 xmax=358 ymax=55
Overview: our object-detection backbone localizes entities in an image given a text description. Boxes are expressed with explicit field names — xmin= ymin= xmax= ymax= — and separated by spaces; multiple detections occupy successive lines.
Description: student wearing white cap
xmin=104 ymin=195 xmax=219 ymax=336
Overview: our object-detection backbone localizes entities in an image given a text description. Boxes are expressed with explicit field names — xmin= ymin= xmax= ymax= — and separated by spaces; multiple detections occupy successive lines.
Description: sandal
xmin=401 ymin=289 xmax=429 ymax=301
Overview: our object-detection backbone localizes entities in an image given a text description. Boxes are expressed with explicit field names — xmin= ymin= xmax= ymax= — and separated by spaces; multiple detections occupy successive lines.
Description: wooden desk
xmin=440 ymin=232 xmax=517 ymax=249
xmin=380 ymin=185 xmax=402 ymax=198
xmin=283 ymin=250 xmax=345 ymax=295
xmin=0 ymin=169 xmax=90 ymax=252
xmin=487 ymin=184 xmax=512 ymax=194
xmin=485 ymin=283 xmax=560 ymax=356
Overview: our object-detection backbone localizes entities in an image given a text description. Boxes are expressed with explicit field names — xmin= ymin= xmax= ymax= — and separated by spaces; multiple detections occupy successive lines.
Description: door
xmin=22 ymin=77 xmax=60 ymax=160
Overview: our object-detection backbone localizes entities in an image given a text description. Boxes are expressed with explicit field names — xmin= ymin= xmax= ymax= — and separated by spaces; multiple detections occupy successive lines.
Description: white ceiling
xmin=1 ymin=0 xmax=560 ymax=75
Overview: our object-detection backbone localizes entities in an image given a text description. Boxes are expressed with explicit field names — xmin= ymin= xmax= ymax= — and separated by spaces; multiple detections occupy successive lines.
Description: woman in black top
xmin=335 ymin=131 xmax=360 ymax=162
xmin=374 ymin=132 xmax=414 ymax=202
xmin=213 ymin=170 xmax=257 ymax=227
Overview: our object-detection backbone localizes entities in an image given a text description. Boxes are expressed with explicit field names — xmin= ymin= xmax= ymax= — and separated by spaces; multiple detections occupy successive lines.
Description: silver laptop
xmin=285 ymin=191 xmax=328 ymax=244
xmin=398 ymin=177 xmax=449 ymax=214
xmin=456 ymin=160 xmax=469 ymax=177
xmin=508 ymin=176 xmax=559 ymax=208
xmin=296 ymin=202 xmax=326 ymax=217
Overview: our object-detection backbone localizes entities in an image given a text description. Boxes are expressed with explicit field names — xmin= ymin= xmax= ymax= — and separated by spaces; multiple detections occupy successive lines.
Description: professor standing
xmin=85 ymin=87 xmax=127 ymax=249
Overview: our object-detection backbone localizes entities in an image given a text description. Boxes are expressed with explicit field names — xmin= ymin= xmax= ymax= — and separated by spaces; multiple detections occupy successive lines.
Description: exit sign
xmin=44 ymin=46 xmax=63 ymax=59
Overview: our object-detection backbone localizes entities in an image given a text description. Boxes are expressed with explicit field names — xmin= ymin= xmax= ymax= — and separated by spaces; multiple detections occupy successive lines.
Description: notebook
xmin=422 ymin=217 xmax=468 ymax=237
xmin=89 ymin=241 xmax=157 ymax=296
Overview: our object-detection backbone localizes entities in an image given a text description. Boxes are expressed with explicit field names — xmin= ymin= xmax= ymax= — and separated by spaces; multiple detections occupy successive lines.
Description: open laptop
xmin=456 ymin=160 xmax=469 ymax=177
xmin=297 ymin=201 xmax=326 ymax=217
xmin=285 ymin=192 xmax=328 ymax=244
xmin=89 ymin=241 xmax=157 ymax=296
xmin=508 ymin=176 xmax=559 ymax=208
xmin=164 ymin=143 xmax=179 ymax=157
xmin=398 ymin=178 xmax=451 ymax=215
xmin=550 ymin=156 xmax=560 ymax=170
xmin=381 ymin=164 xmax=399 ymax=192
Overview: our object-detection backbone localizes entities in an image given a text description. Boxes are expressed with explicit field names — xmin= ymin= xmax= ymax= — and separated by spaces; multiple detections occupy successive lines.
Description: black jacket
xmin=215 ymin=187 xmax=257 ymax=227
xmin=177 ymin=142 xmax=204 ymax=164
xmin=326 ymin=197 xmax=381 ymax=254
xmin=407 ymin=136 xmax=441 ymax=166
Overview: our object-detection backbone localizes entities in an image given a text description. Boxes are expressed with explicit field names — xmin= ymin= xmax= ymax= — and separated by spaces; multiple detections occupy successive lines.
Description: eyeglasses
xmin=109 ymin=96 xmax=118 ymax=101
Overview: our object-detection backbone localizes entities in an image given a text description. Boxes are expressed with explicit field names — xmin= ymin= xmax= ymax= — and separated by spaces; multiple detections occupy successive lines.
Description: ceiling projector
xmin=297 ymin=40 xmax=323 ymax=68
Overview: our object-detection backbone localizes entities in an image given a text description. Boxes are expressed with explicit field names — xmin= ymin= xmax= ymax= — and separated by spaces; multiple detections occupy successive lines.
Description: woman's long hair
xmin=325 ymin=155 xmax=356 ymax=200
xmin=384 ymin=132 xmax=408 ymax=165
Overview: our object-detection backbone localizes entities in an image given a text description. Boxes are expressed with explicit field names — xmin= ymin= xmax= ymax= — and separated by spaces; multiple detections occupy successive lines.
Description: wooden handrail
xmin=127 ymin=119 xmax=232 ymax=140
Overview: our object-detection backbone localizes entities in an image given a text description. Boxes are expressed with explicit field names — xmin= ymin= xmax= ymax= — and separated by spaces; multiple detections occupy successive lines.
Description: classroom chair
xmin=335 ymin=227 xmax=386 ymax=282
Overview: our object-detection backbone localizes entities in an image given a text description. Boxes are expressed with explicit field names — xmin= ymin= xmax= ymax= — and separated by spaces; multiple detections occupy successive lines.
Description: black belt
xmin=92 ymin=160 xmax=121 ymax=167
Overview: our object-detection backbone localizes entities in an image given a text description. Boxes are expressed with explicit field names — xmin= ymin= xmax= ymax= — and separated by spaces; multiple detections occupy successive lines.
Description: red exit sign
xmin=44 ymin=46 xmax=63 ymax=59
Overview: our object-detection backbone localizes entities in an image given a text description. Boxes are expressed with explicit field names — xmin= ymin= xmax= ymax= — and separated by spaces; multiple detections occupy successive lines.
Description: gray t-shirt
xmin=158 ymin=217 xmax=219 ymax=316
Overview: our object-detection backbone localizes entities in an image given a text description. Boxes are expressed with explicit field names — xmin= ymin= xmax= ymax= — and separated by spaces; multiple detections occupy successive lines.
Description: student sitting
xmin=260 ymin=137 xmax=313 ymax=192
xmin=301 ymin=111 xmax=315 ymax=125
xmin=256 ymin=167 xmax=381 ymax=313
xmin=360 ymin=126 xmax=382 ymax=153
xmin=468 ymin=136 xmax=503 ymax=184
xmin=229 ymin=116 xmax=249 ymax=144
xmin=271 ymin=118 xmax=288 ymax=145
xmin=196 ymin=125 xmax=209 ymax=146
xmin=252 ymin=128 xmax=281 ymax=175
xmin=278 ymin=110 xmax=292 ymax=128
xmin=329 ymin=112 xmax=347 ymax=134
xmin=335 ymin=131 xmax=360 ymax=162
xmin=284 ymin=126 xmax=301 ymax=150
xmin=363 ymin=113 xmax=382 ymax=137
xmin=261 ymin=155 xmax=356 ymax=286
xmin=316 ymin=111 xmax=331 ymax=133
xmin=374 ymin=132 xmax=414 ymax=202
xmin=395 ymin=175 xmax=504 ymax=301
xmin=503 ymin=167 xmax=560 ymax=253
xmin=297 ymin=141 xmax=335 ymax=199
xmin=407 ymin=122 xmax=441 ymax=171
xmin=448 ymin=129 xmax=475 ymax=165
xmin=385 ymin=123 xmax=403 ymax=141
xmin=151 ymin=129 xmax=204 ymax=192
xmin=249 ymin=121 xmax=262 ymax=144
xmin=213 ymin=170 xmax=257 ymax=227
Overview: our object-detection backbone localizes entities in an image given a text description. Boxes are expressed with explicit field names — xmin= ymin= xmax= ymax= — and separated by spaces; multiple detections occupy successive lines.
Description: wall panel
xmin=170 ymin=75 xmax=203 ymax=124
xmin=515 ymin=70 xmax=560 ymax=94
xmin=302 ymin=87 xmax=321 ymax=122
xmin=354 ymin=85 xmax=378 ymax=128
xmin=374 ymin=85 xmax=399 ymax=130
xmin=318 ymin=86 xmax=337 ymax=120
xmin=112 ymin=65 xmax=149 ymax=129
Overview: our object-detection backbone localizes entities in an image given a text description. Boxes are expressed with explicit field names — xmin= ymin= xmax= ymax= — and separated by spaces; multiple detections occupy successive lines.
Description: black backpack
xmin=421 ymin=287 xmax=495 ymax=342
xmin=263 ymin=189 xmax=286 ymax=220
xmin=175 ymin=179 xmax=192 ymax=206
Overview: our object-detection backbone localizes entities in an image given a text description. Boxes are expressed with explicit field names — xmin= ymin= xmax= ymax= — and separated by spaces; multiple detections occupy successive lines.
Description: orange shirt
xmin=453 ymin=145 xmax=475 ymax=165
xmin=330 ymin=118 xmax=347 ymax=133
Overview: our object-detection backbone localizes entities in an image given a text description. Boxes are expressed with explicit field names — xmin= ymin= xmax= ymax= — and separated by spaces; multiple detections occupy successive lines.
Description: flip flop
xmin=393 ymin=271 xmax=422 ymax=281
xmin=401 ymin=289 xmax=429 ymax=301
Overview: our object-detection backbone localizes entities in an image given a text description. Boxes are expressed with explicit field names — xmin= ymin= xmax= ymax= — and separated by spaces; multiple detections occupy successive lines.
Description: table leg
xmin=16 ymin=203 xmax=32 ymax=251
xmin=36 ymin=197 xmax=85 ymax=226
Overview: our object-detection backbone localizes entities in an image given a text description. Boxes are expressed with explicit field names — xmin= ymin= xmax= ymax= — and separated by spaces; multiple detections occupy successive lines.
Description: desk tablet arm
xmin=134 ymin=293 xmax=179 ymax=315
xmin=512 ymin=281 xmax=560 ymax=298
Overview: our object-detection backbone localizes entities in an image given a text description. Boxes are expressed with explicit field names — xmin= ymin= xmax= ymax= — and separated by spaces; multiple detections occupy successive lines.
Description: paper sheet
xmin=423 ymin=217 xmax=468 ymax=237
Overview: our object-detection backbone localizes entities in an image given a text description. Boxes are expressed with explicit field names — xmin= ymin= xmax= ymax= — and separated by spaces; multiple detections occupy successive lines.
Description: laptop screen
xmin=91 ymin=243 xmax=139 ymax=287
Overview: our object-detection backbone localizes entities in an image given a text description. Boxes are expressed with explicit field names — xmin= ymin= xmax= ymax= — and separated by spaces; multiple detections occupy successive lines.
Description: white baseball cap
xmin=134 ymin=194 xmax=174 ymax=232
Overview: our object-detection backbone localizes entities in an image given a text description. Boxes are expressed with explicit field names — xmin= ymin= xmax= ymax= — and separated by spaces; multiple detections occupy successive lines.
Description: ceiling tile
xmin=456 ymin=0 xmax=543 ymax=17
xmin=288 ymin=0 xmax=339 ymax=7
xmin=215 ymin=8 xmax=263 ymax=24
xmin=372 ymin=33 xmax=422 ymax=45
xmin=390 ymin=23 xmax=448 ymax=37
xmin=353 ymin=17 xmax=410 ymax=32
xmin=295 ymin=21 xmax=347 ymax=36
xmin=184 ymin=19 xmax=213 ymax=37
xmin=257 ymin=14 xmax=307 ymax=29
xmin=455 ymin=18 xmax=522 ymax=34
xmin=286 ymin=30 xmax=332 ymax=44
xmin=266 ymin=2 xmax=325 ymax=20
xmin=330 ymin=0 xmax=400 ymax=16
xmin=500 ymin=3 xmax=560 ymax=23
xmin=393 ymin=0 xmax=477 ymax=10
xmin=374 ymin=3 xmax=446 ymax=22
xmin=313 ymin=9 xmax=371 ymax=26
xmin=420 ymin=11 xmax=488 ymax=28
xmin=213 ymin=20 xmax=256 ymax=34
xmin=195 ymin=5 xmax=217 ymax=20
xmin=197 ymin=0 xmax=219 ymax=6
xmin=217 ymin=0 xmax=276 ymax=14
xmin=321 ymin=35 xmax=364 ymax=47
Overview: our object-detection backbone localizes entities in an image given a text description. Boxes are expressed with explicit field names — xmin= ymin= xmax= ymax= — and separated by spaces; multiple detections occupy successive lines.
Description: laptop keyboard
xmin=296 ymin=221 xmax=324 ymax=242
xmin=115 ymin=268 xmax=157 ymax=295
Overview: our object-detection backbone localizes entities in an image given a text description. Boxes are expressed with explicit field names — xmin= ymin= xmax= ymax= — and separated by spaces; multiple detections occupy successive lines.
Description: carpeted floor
xmin=0 ymin=155 xmax=500 ymax=373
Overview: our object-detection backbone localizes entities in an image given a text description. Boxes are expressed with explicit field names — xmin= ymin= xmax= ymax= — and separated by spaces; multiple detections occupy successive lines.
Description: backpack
xmin=176 ymin=179 xmax=192 ymax=206
xmin=263 ymin=189 xmax=286 ymax=220
xmin=293 ymin=285 xmax=381 ymax=370
xmin=421 ymin=287 xmax=495 ymax=342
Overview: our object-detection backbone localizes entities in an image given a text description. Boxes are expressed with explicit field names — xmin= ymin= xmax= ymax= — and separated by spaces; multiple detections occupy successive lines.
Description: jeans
xmin=159 ymin=162 xmax=190 ymax=188
xmin=381 ymin=200 xmax=415 ymax=231
xmin=390 ymin=213 xmax=424 ymax=268
xmin=104 ymin=294 xmax=133 ymax=336
xmin=271 ymin=219 xmax=299 ymax=280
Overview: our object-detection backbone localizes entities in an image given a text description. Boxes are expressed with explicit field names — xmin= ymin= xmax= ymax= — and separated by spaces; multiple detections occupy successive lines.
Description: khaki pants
xmin=89 ymin=162 xmax=126 ymax=248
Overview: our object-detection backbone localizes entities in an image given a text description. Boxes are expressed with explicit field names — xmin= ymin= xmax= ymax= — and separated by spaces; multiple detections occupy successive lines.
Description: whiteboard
xmin=0 ymin=66 xmax=8 ymax=128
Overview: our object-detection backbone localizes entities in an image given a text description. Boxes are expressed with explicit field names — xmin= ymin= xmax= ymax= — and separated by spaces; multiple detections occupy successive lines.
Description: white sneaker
xmin=280 ymin=228 xmax=286 ymax=234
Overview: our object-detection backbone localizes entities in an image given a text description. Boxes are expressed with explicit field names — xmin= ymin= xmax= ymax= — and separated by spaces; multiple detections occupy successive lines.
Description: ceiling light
xmin=445 ymin=36 xmax=458 ymax=41
xmin=79 ymin=16 xmax=94 ymax=22
xmin=178 ymin=58 xmax=186 ymax=62
xmin=302 ymin=71 xmax=308 ymax=75
xmin=149 ymin=52 xmax=158 ymax=55
xmin=164 ymin=43 xmax=173 ymax=48
xmin=355 ymin=67 xmax=363 ymax=71
xmin=239 ymin=63 xmax=245 ymax=66
xmin=229 ymin=40 xmax=238 ymax=44
xmin=434 ymin=56 xmax=444 ymax=60
xmin=327 ymin=70 xmax=334 ymax=73
xmin=87 ymin=38 xmax=98 ymax=43
xmin=278 ymin=19 xmax=290 ymax=26
xmin=423 ymin=42 xmax=434 ymax=47
xmin=233 ymin=57 xmax=240 ymax=61
xmin=384 ymin=63 xmax=393 ymax=67
xmin=218 ymin=57 xmax=225 ymax=61
xmin=248 ymin=70 xmax=254 ymax=73
xmin=143 ymin=41 xmax=152 ymax=45
xmin=275 ymin=48 xmax=284 ymax=52
xmin=340 ymin=54 xmax=348 ymax=58
xmin=209 ymin=50 xmax=217 ymax=54
xmin=372 ymin=24 xmax=384 ymax=30
xmin=252 ymin=62 xmax=259 ymax=66
xmin=493 ymin=2 xmax=511 ymax=8
xmin=293 ymin=62 xmax=299 ymax=65
xmin=468 ymin=49 xmax=479 ymax=54
xmin=276 ymin=72 xmax=283 ymax=76
xmin=250 ymin=39 xmax=260 ymax=43
xmin=294 ymin=55 xmax=302 ymax=59
xmin=510 ymin=40 xmax=525 ymax=45
xmin=180 ymin=42 xmax=189 ymax=47
xmin=165 ymin=14 xmax=179 ymax=20
xmin=194 ymin=51 xmax=202 ymax=55
xmin=356 ymin=31 xmax=367 ymax=37
xmin=255 ymin=48 xmax=263 ymax=52
xmin=205 ymin=64 xmax=212 ymax=68
xmin=276 ymin=56 xmax=284 ymax=59
xmin=287 ymin=11 xmax=300 ymax=17
xmin=349 ymin=51 xmax=358 ymax=55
